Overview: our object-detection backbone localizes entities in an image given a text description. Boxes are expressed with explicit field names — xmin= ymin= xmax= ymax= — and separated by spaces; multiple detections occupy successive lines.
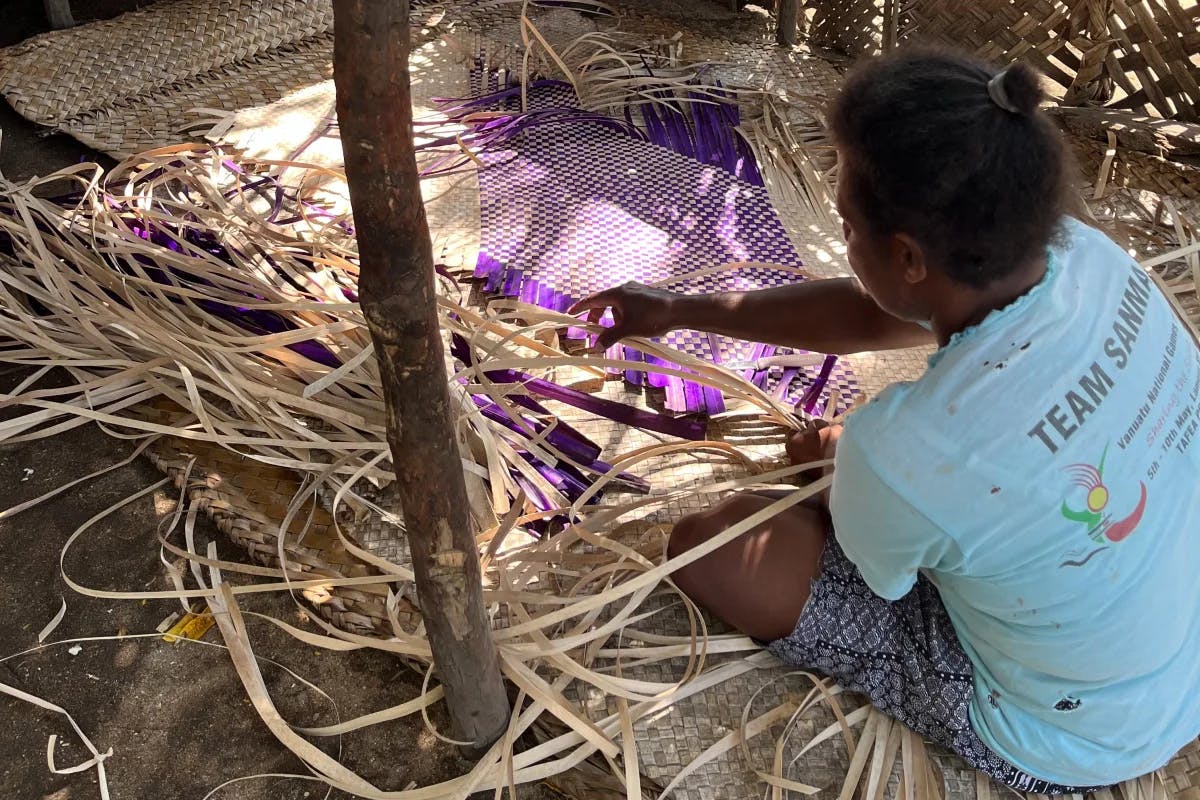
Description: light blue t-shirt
xmin=830 ymin=216 xmax=1200 ymax=785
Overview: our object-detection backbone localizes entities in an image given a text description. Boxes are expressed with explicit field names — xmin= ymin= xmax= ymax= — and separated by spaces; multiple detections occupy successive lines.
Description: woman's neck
xmin=930 ymin=256 xmax=1048 ymax=348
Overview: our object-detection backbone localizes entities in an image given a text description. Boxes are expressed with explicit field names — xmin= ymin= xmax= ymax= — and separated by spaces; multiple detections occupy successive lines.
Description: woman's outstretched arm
xmin=569 ymin=278 xmax=934 ymax=354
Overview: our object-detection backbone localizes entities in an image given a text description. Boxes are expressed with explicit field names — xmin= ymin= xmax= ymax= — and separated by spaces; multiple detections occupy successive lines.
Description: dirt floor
xmin=0 ymin=47 xmax=488 ymax=800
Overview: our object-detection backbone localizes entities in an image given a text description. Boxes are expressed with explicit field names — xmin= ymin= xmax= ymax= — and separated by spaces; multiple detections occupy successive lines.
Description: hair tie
xmin=987 ymin=69 xmax=1021 ymax=114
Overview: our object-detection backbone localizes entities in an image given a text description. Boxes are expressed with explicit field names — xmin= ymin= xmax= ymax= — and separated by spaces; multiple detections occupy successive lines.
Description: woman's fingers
xmin=568 ymin=282 xmax=674 ymax=349
xmin=785 ymin=427 xmax=823 ymax=465
xmin=785 ymin=419 xmax=841 ymax=466
xmin=820 ymin=423 xmax=844 ymax=459
xmin=568 ymin=287 xmax=622 ymax=316
xmin=568 ymin=291 xmax=622 ymax=348
xmin=567 ymin=296 xmax=602 ymax=316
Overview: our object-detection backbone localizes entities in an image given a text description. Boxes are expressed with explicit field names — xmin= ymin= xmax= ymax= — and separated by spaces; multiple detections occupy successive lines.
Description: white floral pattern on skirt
xmin=767 ymin=537 xmax=1108 ymax=795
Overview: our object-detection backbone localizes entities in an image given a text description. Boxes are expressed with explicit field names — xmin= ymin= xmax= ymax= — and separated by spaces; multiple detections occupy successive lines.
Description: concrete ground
xmin=0 ymin=2 xmax=555 ymax=799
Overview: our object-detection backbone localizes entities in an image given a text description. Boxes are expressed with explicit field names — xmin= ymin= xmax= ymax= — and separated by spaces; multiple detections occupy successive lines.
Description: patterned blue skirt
xmin=766 ymin=537 xmax=1108 ymax=795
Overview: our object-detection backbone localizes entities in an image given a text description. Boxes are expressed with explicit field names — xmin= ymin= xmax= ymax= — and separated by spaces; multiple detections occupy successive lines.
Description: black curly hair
xmin=828 ymin=48 xmax=1067 ymax=289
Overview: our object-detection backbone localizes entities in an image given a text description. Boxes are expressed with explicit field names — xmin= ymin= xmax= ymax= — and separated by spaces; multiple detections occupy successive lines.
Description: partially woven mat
xmin=458 ymin=76 xmax=856 ymax=415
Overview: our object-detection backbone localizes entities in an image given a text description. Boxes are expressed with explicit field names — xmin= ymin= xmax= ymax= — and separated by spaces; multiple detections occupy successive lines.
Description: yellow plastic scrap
xmin=162 ymin=603 xmax=215 ymax=643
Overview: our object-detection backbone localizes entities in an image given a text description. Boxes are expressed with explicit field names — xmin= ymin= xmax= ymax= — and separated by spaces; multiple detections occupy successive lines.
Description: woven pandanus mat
xmin=0 ymin=0 xmax=846 ymax=159
xmin=135 ymin=399 xmax=404 ymax=637
xmin=60 ymin=35 xmax=336 ymax=159
xmin=0 ymin=0 xmax=334 ymax=127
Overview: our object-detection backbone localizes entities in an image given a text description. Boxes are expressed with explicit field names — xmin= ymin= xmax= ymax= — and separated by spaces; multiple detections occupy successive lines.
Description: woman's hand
xmin=786 ymin=420 xmax=843 ymax=468
xmin=568 ymin=283 xmax=679 ymax=349
xmin=569 ymin=277 xmax=934 ymax=356
xmin=787 ymin=420 xmax=842 ymax=510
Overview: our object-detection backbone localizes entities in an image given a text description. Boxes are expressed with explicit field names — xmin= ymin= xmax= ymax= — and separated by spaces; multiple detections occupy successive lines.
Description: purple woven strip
xmin=685 ymin=379 xmax=706 ymax=414
xmin=471 ymin=395 xmax=602 ymax=465
xmin=750 ymin=344 xmax=778 ymax=389
xmin=522 ymin=451 xmax=591 ymax=498
xmin=742 ymin=342 xmax=767 ymax=384
xmin=487 ymin=368 xmax=707 ymax=440
xmin=665 ymin=377 xmax=686 ymax=411
xmin=476 ymin=252 xmax=505 ymax=291
xmin=519 ymin=277 xmax=538 ymax=304
xmin=622 ymin=346 xmax=645 ymax=387
xmin=644 ymin=354 xmax=672 ymax=390
xmin=701 ymin=384 xmax=726 ymax=415
xmin=513 ymin=472 xmax=553 ymax=513
xmin=585 ymin=459 xmax=651 ymax=493
xmin=706 ymin=331 xmax=725 ymax=364
xmin=801 ymin=354 xmax=838 ymax=414
xmin=774 ymin=369 xmax=800 ymax=402
xmin=501 ymin=269 xmax=522 ymax=297
xmin=604 ymin=342 xmax=623 ymax=376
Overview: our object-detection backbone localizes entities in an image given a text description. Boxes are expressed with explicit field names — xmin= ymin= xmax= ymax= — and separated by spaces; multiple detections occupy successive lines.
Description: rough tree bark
xmin=331 ymin=0 xmax=511 ymax=752
xmin=776 ymin=0 xmax=800 ymax=46
xmin=44 ymin=0 xmax=75 ymax=29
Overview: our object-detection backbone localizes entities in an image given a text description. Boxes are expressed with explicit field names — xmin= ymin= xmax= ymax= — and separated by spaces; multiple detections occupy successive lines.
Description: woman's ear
xmin=892 ymin=232 xmax=928 ymax=285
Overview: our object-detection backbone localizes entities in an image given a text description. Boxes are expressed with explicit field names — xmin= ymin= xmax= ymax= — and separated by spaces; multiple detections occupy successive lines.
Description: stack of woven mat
xmin=0 ymin=0 xmax=335 ymax=157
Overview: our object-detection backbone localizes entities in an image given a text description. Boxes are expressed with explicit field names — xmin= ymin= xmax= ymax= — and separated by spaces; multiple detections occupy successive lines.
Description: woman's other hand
xmin=787 ymin=419 xmax=842 ymax=510
xmin=786 ymin=420 xmax=843 ymax=467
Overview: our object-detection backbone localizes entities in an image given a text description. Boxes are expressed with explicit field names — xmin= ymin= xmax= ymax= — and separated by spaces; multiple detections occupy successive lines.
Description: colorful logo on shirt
xmin=1060 ymin=444 xmax=1148 ymax=544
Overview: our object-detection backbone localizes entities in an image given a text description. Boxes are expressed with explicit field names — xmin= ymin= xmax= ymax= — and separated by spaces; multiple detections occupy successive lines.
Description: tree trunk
xmin=331 ymin=0 xmax=510 ymax=752
xmin=44 ymin=0 xmax=75 ymax=29
xmin=776 ymin=0 xmax=799 ymax=46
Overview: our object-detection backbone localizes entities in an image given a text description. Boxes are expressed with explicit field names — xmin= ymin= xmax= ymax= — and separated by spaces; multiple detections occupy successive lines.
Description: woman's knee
xmin=667 ymin=494 xmax=762 ymax=560
xmin=666 ymin=511 xmax=718 ymax=595
xmin=666 ymin=513 xmax=705 ymax=559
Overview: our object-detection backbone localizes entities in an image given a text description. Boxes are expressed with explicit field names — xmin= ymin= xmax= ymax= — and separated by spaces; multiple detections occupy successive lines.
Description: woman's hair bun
xmin=998 ymin=62 xmax=1044 ymax=115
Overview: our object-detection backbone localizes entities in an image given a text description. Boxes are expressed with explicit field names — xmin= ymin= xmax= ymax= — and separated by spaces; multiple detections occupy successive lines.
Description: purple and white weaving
xmin=446 ymin=60 xmax=859 ymax=417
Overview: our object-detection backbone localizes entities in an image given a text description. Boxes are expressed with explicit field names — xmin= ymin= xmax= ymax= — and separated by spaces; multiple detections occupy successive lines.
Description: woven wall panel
xmin=906 ymin=0 xmax=1077 ymax=83
xmin=802 ymin=0 xmax=890 ymax=58
xmin=908 ymin=0 xmax=1200 ymax=121
xmin=806 ymin=0 xmax=1200 ymax=123
xmin=1101 ymin=0 xmax=1200 ymax=119
xmin=1068 ymin=132 xmax=1200 ymax=199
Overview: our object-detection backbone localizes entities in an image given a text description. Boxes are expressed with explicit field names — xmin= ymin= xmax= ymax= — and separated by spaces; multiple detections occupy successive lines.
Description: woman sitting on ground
xmin=571 ymin=49 xmax=1200 ymax=792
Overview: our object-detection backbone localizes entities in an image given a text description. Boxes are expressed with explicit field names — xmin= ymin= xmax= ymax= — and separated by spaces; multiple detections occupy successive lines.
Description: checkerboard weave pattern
xmin=466 ymin=70 xmax=860 ymax=416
